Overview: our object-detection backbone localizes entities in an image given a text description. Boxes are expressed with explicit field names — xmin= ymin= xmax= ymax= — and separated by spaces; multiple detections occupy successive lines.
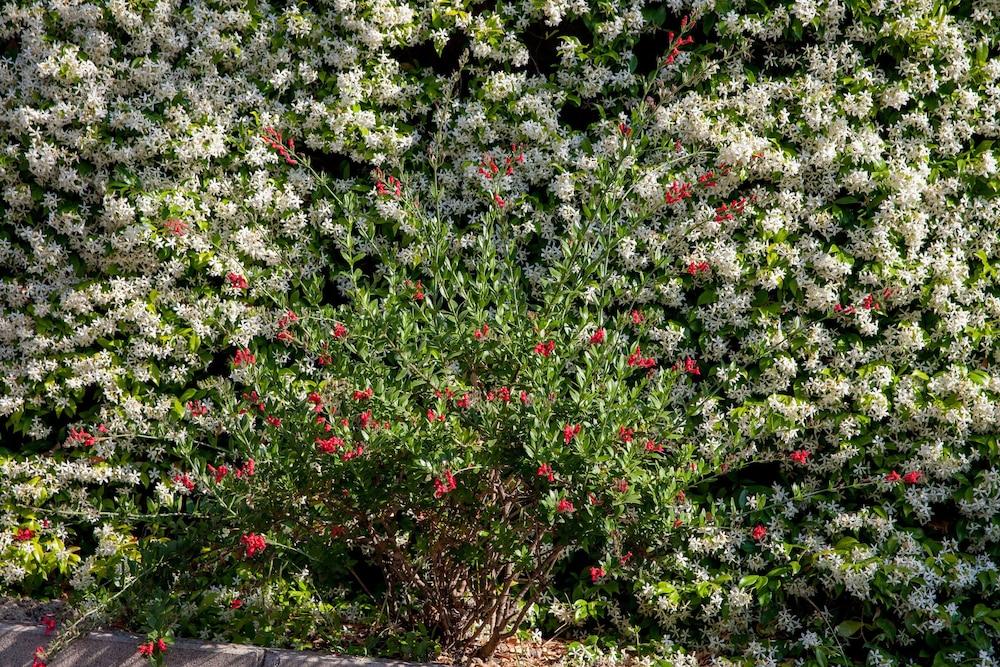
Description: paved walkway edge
xmin=0 ymin=622 xmax=431 ymax=666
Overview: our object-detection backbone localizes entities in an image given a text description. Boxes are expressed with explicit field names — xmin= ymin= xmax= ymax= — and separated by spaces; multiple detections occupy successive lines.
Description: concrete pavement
xmin=0 ymin=623 xmax=426 ymax=666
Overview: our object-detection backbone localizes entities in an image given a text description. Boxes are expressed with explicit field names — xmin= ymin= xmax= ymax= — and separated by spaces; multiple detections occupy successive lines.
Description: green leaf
xmin=836 ymin=620 xmax=863 ymax=637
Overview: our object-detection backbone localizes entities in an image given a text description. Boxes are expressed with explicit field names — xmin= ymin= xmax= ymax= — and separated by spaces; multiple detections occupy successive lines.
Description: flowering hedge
xmin=2 ymin=0 xmax=1000 ymax=665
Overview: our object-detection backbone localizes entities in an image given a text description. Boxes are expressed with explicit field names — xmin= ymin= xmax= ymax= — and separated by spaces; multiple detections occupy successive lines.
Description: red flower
xmin=620 ymin=551 xmax=634 ymax=565
xmin=230 ymin=598 xmax=243 ymax=609
xmin=885 ymin=470 xmax=902 ymax=483
xmin=493 ymin=193 xmax=506 ymax=208
xmin=233 ymin=348 xmax=255 ymax=367
xmin=589 ymin=328 xmax=605 ymax=344
xmin=207 ymin=464 xmax=229 ymax=483
xmin=618 ymin=426 xmax=635 ymax=443
xmin=563 ymin=424 xmax=581 ymax=444
xmin=235 ymin=459 xmax=255 ymax=479
xmin=332 ymin=323 xmax=348 ymax=339
xmin=353 ymin=387 xmax=374 ymax=401
xmin=14 ymin=527 xmax=34 ymax=542
xmin=790 ymin=450 xmax=810 ymax=465
xmin=590 ymin=566 xmax=606 ymax=583
xmin=697 ymin=171 xmax=717 ymax=187
xmin=473 ymin=324 xmax=489 ymax=340
xmin=186 ymin=400 xmax=208 ymax=417
xmin=413 ymin=280 xmax=425 ymax=301
xmin=265 ymin=415 xmax=282 ymax=428
xmin=627 ymin=346 xmax=656 ymax=368
xmin=41 ymin=615 xmax=56 ymax=636
xmin=173 ymin=473 xmax=196 ymax=491
xmin=456 ymin=393 xmax=471 ymax=409
xmin=683 ymin=357 xmax=701 ymax=376
xmin=138 ymin=642 xmax=154 ymax=657
xmin=618 ymin=123 xmax=632 ymax=137
xmin=227 ymin=272 xmax=249 ymax=289
xmin=240 ymin=532 xmax=267 ymax=558
xmin=315 ymin=436 xmax=345 ymax=453
xmin=644 ymin=439 xmax=664 ymax=453
xmin=556 ymin=498 xmax=575 ymax=513
xmin=162 ymin=218 xmax=188 ymax=236
xmin=903 ymin=470 xmax=922 ymax=485
xmin=433 ymin=470 xmax=457 ymax=499
xmin=68 ymin=427 xmax=96 ymax=447
xmin=615 ymin=478 xmax=629 ymax=493
xmin=537 ymin=463 xmax=555 ymax=482
xmin=261 ymin=127 xmax=297 ymax=165
xmin=156 ymin=638 xmax=168 ymax=653
xmin=751 ymin=524 xmax=767 ymax=542
xmin=664 ymin=181 xmax=693 ymax=204
xmin=534 ymin=340 xmax=555 ymax=357
xmin=426 ymin=409 xmax=445 ymax=422
xmin=687 ymin=261 xmax=710 ymax=276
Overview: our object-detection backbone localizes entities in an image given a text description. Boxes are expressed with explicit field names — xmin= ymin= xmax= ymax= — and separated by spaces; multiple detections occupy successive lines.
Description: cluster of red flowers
xmin=563 ymin=423 xmax=581 ymax=444
xmin=478 ymin=144 xmax=525 ymax=179
xmin=412 ymin=280 xmax=424 ymax=301
xmin=751 ymin=524 xmax=767 ymax=542
xmin=433 ymin=469 xmax=457 ymax=498
xmin=886 ymin=470 xmax=922 ymax=485
xmin=556 ymin=498 xmax=575 ymax=513
xmin=227 ymin=272 xmax=248 ymax=289
xmin=790 ymin=450 xmax=810 ymax=464
xmin=678 ymin=357 xmax=700 ymax=376
xmin=261 ymin=126 xmax=297 ymax=165
xmin=353 ymin=387 xmax=374 ymax=401
xmin=664 ymin=180 xmax=694 ymax=205
xmin=714 ymin=197 xmax=748 ymax=222
xmin=590 ymin=566 xmax=606 ymax=583
xmin=67 ymin=426 xmax=96 ymax=447
xmin=630 ymin=309 xmax=645 ymax=325
xmin=14 ymin=527 xmax=34 ymax=542
xmin=32 ymin=646 xmax=47 ymax=667
xmin=233 ymin=348 xmax=255 ymax=367
xmin=537 ymin=463 xmax=555 ymax=482
xmin=41 ymin=615 xmax=56 ymax=636
xmin=426 ymin=408 xmax=446 ymax=422
xmin=173 ymin=473 xmax=196 ymax=491
xmin=186 ymin=400 xmax=209 ymax=416
xmin=627 ymin=345 xmax=656 ymax=368
xmin=473 ymin=323 xmax=489 ymax=340
xmin=315 ymin=435 xmax=345 ymax=454
xmin=618 ymin=426 xmax=634 ymax=443
xmin=162 ymin=217 xmax=188 ymax=236
xmin=332 ymin=322 xmax=348 ymax=339
xmin=589 ymin=328 xmax=605 ymax=344
xmin=137 ymin=638 xmax=169 ymax=658
xmin=534 ymin=340 xmax=555 ymax=357
xmin=374 ymin=169 xmax=403 ymax=197
xmin=241 ymin=532 xmax=267 ymax=558
xmin=618 ymin=123 xmax=632 ymax=137
xmin=687 ymin=261 xmax=710 ymax=276
xmin=644 ymin=439 xmax=664 ymax=453
xmin=661 ymin=18 xmax=695 ymax=65
xmin=275 ymin=309 xmax=299 ymax=343
xmin=486 ymin=386 xmax=511 ymax=402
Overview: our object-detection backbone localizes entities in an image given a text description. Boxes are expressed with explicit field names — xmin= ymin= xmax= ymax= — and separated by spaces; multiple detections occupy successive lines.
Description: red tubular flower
xmin=473 ymin=324 xmax=489 ymax=340
xmin=618 ymin=123 xmax=632 ymax=137
xmin=537 ymin=463 xmax=555 ymax=482
xmin=644 ymin=439 xmax=664 ymax=453
xmin=618 ymin=426 xmax=634 ymax=443
xmin=332 ymin=323 xmax=348 ymax=339
xmin=751 ymin=524 xmax=767 ymax=542
xmin=353 ymin=387 xmax=374 ymax=401
xmin=885 ymin=470 xmax=902 ymax=483
xmin=233 ymin=348 xmax=255 ymax=367
xmin=790 ymin=450 xmax=810 ymax=465
xmin=534 ymin=340 xmax=555 ymax=357
xmin=589 ymin=328 xmax=605 ymax=344
xmin=68 ymin=427 xmax=96 ymax=447
xmin=138 ymin=642 xmax=154 ymax=657
xmin=162 ymin=218 xmax=188 ymax=236
xmin=903 ymin=470 xmax=922 ymax=485
xmin=156 ymin=639 xmax=168 ymax=653
xmin=186 ymin=400 xmax=208 ymax=416
xmin=240 ymin=532 xmax=267 ymax=558
xmin=590 ymin=566 xmax=606 ymax=582
xmin=41 ymin=615 xmax=56 ymax=636
xmin=556 ymin=498 xmax=575 ymax=513
xmin=664 ymin=181 xmax=693 ymax=204
xmin=315 ymin=436 xmax=345 ymax=454
xmin=563 ymin=424 xmax=581 ymax=444
xmin=227 ymin=272 xmax=248 ymax=289
xmin=261 ymin=127 xmax=297 ymax=165
xmin=14 ymin=527 xmax=34 ymax=542
xmin=433 ymin=469 xmax=457 ymax=498
xmin=230 ymin=598 xmax=243 ymax=609
xmin=697 ymin=171 xmax=717 ymax=187
xmin=265 ymin=415 xmax=281 ymax=428
xmin=493 ymin=193 xmax=506 ymax=208
xmin=173 ymin=473 xmax=196 ymax=491
xmin=207 ymin=463 xmax=229 ymax=483
xmin=620 ymin=551 xmax=634 ymax=565
xmin=631 ymin=309 xmax=645 ymax=324
xmin=627 ymin=346 xmax=656 ymax=368
xmin=683 ymin=357 xmax=701 ymax=376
